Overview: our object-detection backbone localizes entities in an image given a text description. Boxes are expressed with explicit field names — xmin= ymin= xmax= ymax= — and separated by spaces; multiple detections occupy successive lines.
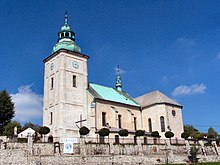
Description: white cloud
xmin=11 ymin=85 xmax=43 ymax=124
xmin=175 ymin=37 xmax=196 ymax=47
xmin=216 ymin=52 xmax=220 ymax=60
xmin=172 ymin=83 xmax=206 ymax=97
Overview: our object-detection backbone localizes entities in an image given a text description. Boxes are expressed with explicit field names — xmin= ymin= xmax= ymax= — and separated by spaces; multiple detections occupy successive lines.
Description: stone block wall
xmin=1 ymin=141 xmax=220 ymax=164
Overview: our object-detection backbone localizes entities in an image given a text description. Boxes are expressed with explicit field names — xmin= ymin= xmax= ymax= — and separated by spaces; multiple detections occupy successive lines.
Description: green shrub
xmin=98 ymin=128 xmax=110 ymax=136
xmin=216 ymin=138 xmax=220 ymax=145
xmin=79 ymin=126 xmax=90 ymax=136
xmin=193 ymin=133 xmax=204 ymax=140
xmin=165 ymin=131 xmax=174 ymax=138
xmin=118 ymin=129 xmax=129 ymax=137
xmin=151 ymin=131 xmax=160 ymax=138
xmin=181 ymin=132 xmax=190 ymax=139
xmin=39 ymin=126 xmax=50 ymax=135
xmin=135 ymin=130 xmax=145 ymax=137
xmin=188 ymin=145 xmax=199 ymax=163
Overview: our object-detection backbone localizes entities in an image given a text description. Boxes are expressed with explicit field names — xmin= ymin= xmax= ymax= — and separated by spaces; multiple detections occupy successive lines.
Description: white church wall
xmin=142 ymin=104 xmax=183 ymax=139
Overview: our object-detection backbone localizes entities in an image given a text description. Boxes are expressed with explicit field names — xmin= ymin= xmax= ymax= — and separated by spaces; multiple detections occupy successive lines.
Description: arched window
xmin=160 ymin=116 xmax=165 ymax=132
xmin=148 ymin=118 xmax=152 ymax=132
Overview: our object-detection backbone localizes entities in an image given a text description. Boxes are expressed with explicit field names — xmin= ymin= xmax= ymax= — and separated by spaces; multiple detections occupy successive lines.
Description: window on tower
xmin=118 ymin=115 xmax=122 ymax=128
xmin=73 ymin=75 xmax=76 ymax=87
xmin=65 ymin=32 xmax=68 ymax=37
xmin=50 ymin=112 xmax=53 ymax=125
xmin=102 ymin=112 xmax=106 ymax=126
xmin=51 ymin=77 xmax=54 ymax=90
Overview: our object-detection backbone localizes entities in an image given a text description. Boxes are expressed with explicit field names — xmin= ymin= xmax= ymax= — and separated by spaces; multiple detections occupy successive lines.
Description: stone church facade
xmin=43 ymin=14 xmax=184 ymax=142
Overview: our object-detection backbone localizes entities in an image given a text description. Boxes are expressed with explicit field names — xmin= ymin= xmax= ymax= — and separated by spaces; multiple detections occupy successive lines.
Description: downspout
xmin=140 ymin=106 xmax=143 ymax=130
xmin=86 ymin=91 xmax=88 ymax=127
xmin=166 ymin=105 xmax=171 ymax=131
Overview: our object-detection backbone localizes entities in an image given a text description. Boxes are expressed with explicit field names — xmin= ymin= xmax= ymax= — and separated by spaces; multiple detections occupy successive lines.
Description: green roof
xmin=88 ymin=83 xmax=140 ymax=107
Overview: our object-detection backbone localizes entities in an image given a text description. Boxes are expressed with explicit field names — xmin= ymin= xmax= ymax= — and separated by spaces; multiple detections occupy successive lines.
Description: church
xmin=43 ymin=14 xmax=184 ymax=142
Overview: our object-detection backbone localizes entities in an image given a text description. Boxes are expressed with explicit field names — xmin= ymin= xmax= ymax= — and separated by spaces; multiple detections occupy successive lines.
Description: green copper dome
xmin=52 ymin=13 xmax=81 ymax=53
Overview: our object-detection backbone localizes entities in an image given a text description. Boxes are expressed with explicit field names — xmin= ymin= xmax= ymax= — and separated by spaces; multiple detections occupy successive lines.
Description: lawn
xmin=162 ymin=163 xmax=220 ymax=165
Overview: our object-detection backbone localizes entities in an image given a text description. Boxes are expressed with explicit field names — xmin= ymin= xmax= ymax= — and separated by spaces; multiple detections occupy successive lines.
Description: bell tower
xmin=43 ymin=13 xmax=89 ymax=141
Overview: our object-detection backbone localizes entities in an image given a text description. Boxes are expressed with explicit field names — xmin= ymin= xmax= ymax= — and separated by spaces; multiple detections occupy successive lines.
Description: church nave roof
xmin=88 ymin=83 xmax=140 ymax=107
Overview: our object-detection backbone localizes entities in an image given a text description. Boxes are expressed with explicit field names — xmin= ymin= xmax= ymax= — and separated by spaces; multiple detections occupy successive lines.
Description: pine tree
xmin=0 ymin=90 xmax=15 ymax=135
xmin=208 ymin=127 xmax=218 ymax=139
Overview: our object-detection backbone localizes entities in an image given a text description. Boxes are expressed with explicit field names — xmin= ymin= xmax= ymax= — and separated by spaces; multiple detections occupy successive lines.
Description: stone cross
xmin=75 ymin=114 xmax=87 ymax=128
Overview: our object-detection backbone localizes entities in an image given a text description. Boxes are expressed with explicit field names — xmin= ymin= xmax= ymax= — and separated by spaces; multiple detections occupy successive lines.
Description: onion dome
xmin=52 ymin=12 xmax=81 ymax=53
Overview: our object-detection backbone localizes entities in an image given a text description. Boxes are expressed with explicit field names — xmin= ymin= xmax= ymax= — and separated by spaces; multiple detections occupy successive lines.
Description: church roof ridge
xmin=88 ymin=83 xmax=140 ymax=107
xmin=135 ymin=90 xmax=182 ymax=108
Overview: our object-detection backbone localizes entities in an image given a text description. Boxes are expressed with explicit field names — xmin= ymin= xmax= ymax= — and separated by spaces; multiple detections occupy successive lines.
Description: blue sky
xmin=1 ymin=1 xmax=220 ymax=133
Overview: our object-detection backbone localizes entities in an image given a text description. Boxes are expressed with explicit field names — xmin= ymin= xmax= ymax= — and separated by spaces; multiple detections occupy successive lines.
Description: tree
xmin=135 ymin=130 xmax=145 ymax=137
xmin=39 ymin=126 xmax=50 ymax=142
xmin=207 ymin=127 xmax=218 ymax=139
xmin=181 ymin=132 xmax=190 ymax=139
xmin=165 ymin=131 xmax=174 ymax=139
xmin=193 ymin=132 xmax=204 ymax=140
xmin=79 ymin=126 xmax=90 ymax=136
xmin=184 ymin=125 xmax=199 ymax=137
xmin=151 ymin=131 xmax=160 ymax=138
xmin=119 ymin=129 xmax=129 ymax=137
xmin=151 ymin=131 xmax=160 ymax=144
xmin=207 ymin=133 xmax=215 ymax=139
xmin=22 ymin=122 xmax=40 ymax=132
xmin=98 ymin=128 xmax=110 ymax=136
xmin=0 ymin=90 xmax=15 ymax=135
xmin=118 ymin=129 xmax=129 ymax=143
xmin=3 ymin=121 xmax=22 ymax=138
xmin=165 ymin=131 xmax=174 ymax=144
xmin=98 ymin=128 xmax=110 ymax=143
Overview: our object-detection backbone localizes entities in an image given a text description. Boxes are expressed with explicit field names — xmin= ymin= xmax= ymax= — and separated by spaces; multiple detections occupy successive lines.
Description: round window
xmin=172 ymin=110 xmax=176 ymax=116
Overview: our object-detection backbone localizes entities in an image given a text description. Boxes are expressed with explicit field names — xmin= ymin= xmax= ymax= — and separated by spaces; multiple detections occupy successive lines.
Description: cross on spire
xmin=65 ymin=11 xmax=68 ymax=25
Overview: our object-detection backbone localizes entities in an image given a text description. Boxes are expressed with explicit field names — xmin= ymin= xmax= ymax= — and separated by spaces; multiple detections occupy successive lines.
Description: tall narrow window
xmin=160 ymin=116 xmax=165 ymax=132
xmin=102 ymin=112 xmax=106 ymax=126
xmin=148 ymin=118 xmax=152 ymax=132
xmin=118 ymin=115 xmax=122 ymax=128
xmin=134 ymin=117 xmax=137 ymax=130
xmin=51 ymin=77 xmax=54 ymax=90
xmin=73 ymin=75 xmax=76 ymax=87
xmin=50 ymin=112 xmax=53 ymax=125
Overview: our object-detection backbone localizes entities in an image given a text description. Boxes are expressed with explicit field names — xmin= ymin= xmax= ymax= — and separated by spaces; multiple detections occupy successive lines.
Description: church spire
xmin=52 ymin=12 xmax=81 ymax=53
xmin=116 ymin=65 xmax=122 ymax=91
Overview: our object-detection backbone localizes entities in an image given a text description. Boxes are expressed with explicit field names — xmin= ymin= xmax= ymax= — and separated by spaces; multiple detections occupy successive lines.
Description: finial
xmin=65 ymin=11 xmax=68 ymax=25
xmin=116 ymin=65 xmax=120 ymax=76
xmin=116 ymin=65 xmax=122 ymax=91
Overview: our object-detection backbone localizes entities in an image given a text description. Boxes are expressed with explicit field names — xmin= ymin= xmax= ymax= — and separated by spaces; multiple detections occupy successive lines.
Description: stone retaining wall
xmin=0 ymin=141 xmax=220 ymax=164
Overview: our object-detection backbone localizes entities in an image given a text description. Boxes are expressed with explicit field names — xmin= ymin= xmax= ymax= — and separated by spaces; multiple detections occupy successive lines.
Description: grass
xmin=162 ymin=163 xmax=220 ymax=165
xmin=199 ymin=163 xmax=220 ymax=165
